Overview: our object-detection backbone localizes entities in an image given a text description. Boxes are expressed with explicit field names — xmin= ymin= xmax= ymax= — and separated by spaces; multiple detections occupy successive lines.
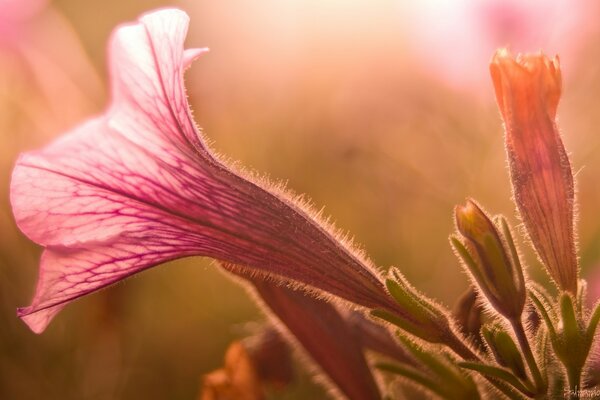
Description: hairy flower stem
xmin=566 ymin=368 xmax=582 ymax=400
xmin=445 ymin=333 xmax=478 ymax=361
xmin=510 ymin=319 xmax=546 ymax=395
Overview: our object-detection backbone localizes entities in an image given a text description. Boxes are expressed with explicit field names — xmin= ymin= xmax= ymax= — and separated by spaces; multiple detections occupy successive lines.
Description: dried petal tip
xmin=200 ymin=342 xmax=264 ymax=400
xmin=490 ymin=49 xmax=578 ymax=294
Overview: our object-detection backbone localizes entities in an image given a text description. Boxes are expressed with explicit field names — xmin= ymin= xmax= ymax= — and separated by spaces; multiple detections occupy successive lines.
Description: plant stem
xmin=567 ymin=367 xmax=581 ymax=400
xmin=511 ymin=319 xmax=546 ymax=394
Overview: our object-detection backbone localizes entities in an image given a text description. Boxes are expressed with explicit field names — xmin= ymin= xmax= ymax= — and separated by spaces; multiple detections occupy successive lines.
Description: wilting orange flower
xmin=200 ymin=342 xmax=264 ymax=400
xmin=490 ymin=49 xmax=578 ymax=294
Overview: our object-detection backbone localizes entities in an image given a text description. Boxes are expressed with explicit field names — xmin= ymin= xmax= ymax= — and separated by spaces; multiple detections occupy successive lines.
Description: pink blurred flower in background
xmin=0 ymin=0 xmax=47 ymax=41
xmin=401 ymin=0 xmax=593 ymax=90
xmin=0 ymin=0 xmax=102 ymax=137
xmin=0 ymin=0 xmax=102 ymax=282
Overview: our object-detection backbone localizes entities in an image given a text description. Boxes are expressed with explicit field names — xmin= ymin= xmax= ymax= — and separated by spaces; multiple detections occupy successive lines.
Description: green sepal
xmin=557 ymin=294 xmax=588 ymax=375
xmin=496 ymin=216 xmax=526 ymax=295
xmin=528 ymin=289 xmax=558 ymax=340
xmin=482 ymin=326 xmax=527 ymax=380
xmin=542 ymin=293 xmax=598 ymax=394
xmin=529 ymin=282 xmax=557 ymax=320
xmin=450 ymin=236 xmax=499 ymax=308
xmin=559 ymin=294 xmax=581 ymax=346
xmin=585 ymin=301 xmax=600 ymax=344
xmin=534 ymin=326 xmax=549 ymax=380
xmin=387 ymin=269 xmax=446 ymax=320
xmin=377 ymin=269 xmax=451 ymax=343
xmin=576 ymin=279 xmax=587 ymax=318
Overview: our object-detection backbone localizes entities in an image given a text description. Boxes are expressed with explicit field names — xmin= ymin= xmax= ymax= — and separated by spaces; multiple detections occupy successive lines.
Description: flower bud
xmin=482 ymin=326 xmax=527 ymax=380
xmin=453 ymin=289 xmax=484 ymax=350
xmin=452 ymin=199 xmax=526 ymax=320
xmin=490 ymin=49 xmax=578 ymax=294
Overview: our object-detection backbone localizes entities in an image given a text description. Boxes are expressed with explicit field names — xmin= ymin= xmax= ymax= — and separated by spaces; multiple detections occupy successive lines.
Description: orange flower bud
xmin=490 ymin=49 xmax=578 ymax=294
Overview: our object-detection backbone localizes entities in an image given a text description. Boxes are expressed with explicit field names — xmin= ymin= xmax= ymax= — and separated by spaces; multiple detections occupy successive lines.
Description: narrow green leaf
xmin=376 ymin=362 xmax=447 ymax=399
xmin=497 ymin=216 xmax=526 ymax=294
xmin=529 ymin=283 xmax=556 ymax=319
xmin=458 ymin=362 xmax=534 ymax=396
xmin=586 ymin=301 xmax=600 ymax=342
xmin=560 ymin=294 xmax=580 ymax=341
xmin=389 ymin=269 xmax=446 ymax=319
xmin=528 ymin=289 xmax=557 ymax=339
xmin=451 ymin=236 xmax=498 ymax=306
xmin=396 ymin=335 xmax=461 ymax=383
xmin=392 ymin=336 xmax=481 ymax=400
xmin=535 ymin=328 xmax=548 ymax=379
xmin=385 ymin=277 xmax=412 ymax=308
xmin=576 ymin=280 xmax=587 ymax=317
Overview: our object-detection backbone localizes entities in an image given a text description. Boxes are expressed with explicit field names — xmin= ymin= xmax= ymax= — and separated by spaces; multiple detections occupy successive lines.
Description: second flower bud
xmin=451 ymin=199 xmax=526 ymax=321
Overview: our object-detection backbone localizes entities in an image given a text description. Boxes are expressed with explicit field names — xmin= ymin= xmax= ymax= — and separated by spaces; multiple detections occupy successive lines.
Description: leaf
xmin=458 ymin=362 xmax=534 ymax=397
xmin=377 ymin=362 xmax=446 ymax=399
xmin=528 ymin=289 xmax=557 ymax=340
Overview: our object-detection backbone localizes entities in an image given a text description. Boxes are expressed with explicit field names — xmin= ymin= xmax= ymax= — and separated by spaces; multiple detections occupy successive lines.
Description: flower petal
xmin=11 ymin=8 xmax=394 ymax=332
xmin=490 ymin=49 xmax=578 ymax=293
xmin=248 ymin=278 xmax=381 ymax=400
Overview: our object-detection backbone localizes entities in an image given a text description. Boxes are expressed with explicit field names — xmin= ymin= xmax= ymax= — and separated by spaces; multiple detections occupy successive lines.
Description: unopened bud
xmin=454 ymin=289 xmax=484 ymax=350
xmin=452 ymin=199 xmax=526 ymax=320
xmin=482 ymin=326 xmax=527 ymax=380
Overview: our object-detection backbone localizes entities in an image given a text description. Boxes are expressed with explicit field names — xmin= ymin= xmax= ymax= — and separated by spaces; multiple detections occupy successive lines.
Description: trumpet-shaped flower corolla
xmin=11 ymin=9 xmax=397 ymax=333
xmin=490 ymin=49 xmax=578 ymax=294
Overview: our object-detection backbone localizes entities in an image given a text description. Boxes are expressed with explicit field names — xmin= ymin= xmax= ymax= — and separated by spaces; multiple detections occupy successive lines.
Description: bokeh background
xmin=1 ymin=0 xmax=600 ymax=398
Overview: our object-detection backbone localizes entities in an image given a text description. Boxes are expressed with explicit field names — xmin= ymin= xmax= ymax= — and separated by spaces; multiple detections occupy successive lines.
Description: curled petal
xmin=11 ymin=8 xmax=394 ymax=333
xmin=490 ymin=49 xmax=578 ymax=293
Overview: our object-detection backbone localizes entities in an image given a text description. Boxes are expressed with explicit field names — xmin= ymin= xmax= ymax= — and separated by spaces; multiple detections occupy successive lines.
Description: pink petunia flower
xmin=11 ymin=8 xmax=398 ymax=333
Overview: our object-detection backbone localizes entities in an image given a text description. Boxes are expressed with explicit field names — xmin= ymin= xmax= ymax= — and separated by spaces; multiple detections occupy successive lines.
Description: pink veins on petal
xmin=10 ymin=9 xmax=394 ymax=333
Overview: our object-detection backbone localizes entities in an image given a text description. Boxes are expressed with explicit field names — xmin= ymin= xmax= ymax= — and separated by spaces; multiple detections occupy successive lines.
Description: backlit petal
xmin=11 ymin=8 xmax=393 ymax=333
xmin=490 ymin=49 xmax=578 ymax=293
